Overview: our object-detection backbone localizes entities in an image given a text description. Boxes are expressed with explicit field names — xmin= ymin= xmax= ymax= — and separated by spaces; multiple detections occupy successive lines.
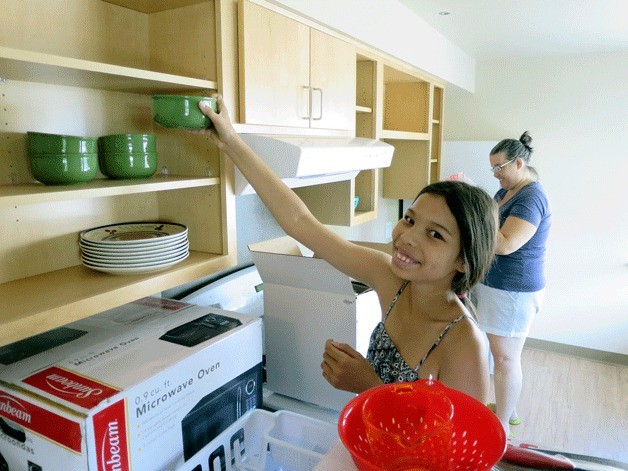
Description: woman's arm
xmin=200 ymin=96 xmax=390 ymax=288
xmin=496 ymin=216 xmax=537 ymax=255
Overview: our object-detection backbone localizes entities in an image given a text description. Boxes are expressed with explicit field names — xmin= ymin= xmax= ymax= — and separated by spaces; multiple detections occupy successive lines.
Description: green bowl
xmin=98 ymin=133 xmax=157 ymax=153
xmin=28 ymin=132 xmax=98 ymax=154
xmin=152 ymin=95 xmax=217 ymax=130
xmin=28 ymin=153 xmax=99 ymax=185
xmin=99 ymin=152 xmax=158 ymax=179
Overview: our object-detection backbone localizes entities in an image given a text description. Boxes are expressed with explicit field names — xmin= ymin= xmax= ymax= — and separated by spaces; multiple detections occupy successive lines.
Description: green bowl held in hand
xmin=152 ymin=95 xmax=217 ymax=130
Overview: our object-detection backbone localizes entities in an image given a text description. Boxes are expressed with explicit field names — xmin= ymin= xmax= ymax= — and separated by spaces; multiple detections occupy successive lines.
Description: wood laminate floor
xmin=492 ymin=347 xmax=628 ymax=463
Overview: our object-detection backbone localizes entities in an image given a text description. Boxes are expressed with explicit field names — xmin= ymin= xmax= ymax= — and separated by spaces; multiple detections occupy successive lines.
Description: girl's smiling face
xmin=391 ymin=193 xmax=465 ymax=287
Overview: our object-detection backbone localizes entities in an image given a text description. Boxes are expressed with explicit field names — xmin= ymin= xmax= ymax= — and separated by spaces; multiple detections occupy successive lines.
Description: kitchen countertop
xmin=315 ymin=441 xmax=628 ymax=471
xmin=311 ymin=442 xmax=526 ymax=471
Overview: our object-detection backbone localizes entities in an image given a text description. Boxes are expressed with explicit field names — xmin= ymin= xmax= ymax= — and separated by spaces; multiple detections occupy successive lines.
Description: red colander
xmin=338 ymin=378 xmax=507 ymax=471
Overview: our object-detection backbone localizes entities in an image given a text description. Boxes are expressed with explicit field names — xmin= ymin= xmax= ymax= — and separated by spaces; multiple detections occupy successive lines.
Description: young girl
xmin=199 ymin=96 xmax=498 ymax=402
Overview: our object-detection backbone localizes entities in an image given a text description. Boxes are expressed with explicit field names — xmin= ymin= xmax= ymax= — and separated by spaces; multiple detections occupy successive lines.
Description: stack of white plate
xmin=80 ymin=222 xmax=189 ymax=275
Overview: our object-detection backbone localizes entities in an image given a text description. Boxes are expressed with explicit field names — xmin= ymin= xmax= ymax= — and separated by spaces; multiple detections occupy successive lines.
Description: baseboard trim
xmin=525 ymin=338 xmax=628 ymax=366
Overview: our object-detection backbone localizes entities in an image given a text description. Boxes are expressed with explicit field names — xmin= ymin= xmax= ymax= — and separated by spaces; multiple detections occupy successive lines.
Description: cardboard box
xmin=249 ymin=236 xmax=383 ymax=411
xmin=0 ymin=298 xmax=263 ymax=471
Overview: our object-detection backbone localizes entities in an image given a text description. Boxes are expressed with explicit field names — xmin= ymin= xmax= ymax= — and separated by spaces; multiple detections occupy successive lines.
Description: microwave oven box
xmin=0 ymin=298 xmax=263 ymax=471
xmin=249 ymin=236 xmax=387 ymax=412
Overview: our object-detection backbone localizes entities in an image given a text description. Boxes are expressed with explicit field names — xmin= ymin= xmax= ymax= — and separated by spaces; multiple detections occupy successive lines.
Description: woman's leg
xmin=487 ymin=333 xmax=526 ymax=436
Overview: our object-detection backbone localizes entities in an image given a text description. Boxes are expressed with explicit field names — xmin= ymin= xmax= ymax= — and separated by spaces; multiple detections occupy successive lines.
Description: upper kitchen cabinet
xmin=238 ymin=0 xmax=356 ymax=134
xmin=294 ymin=54 xmax=382 ymax=226
xmin=381 ymin=64 xmax=445 ymax=200
xmin=430 ymin=85 xmax=444 ymax=184
xmin=0 ymin=0 xmax=236 ymax=346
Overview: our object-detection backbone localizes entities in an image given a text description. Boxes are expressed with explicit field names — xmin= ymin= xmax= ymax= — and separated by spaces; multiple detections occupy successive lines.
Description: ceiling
xmin=397 ymin=0 xmax=628 ymax=60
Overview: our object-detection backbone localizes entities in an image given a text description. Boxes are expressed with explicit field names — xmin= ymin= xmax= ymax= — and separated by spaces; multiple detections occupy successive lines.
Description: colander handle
xmin=502 ymin=444 xmax=575 ymax=469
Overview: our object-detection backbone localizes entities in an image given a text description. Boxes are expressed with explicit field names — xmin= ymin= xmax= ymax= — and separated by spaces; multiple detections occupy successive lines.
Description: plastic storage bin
xmin=265 ymin=410 xmax=338 ymax=470
xmin=175 ymin=409 xmax=339 ymax=471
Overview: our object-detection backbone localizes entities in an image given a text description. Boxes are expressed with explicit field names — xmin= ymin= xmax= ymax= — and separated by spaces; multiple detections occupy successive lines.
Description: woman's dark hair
xmin=415 ymin=181 xmax=498 ymax=296
xmin=491 ymin=131 xmax=534 ymax=164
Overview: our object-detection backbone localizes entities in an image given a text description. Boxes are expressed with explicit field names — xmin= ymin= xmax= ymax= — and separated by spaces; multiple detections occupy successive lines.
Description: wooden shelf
xmin=102 ymin=0 xmax=207 ymax=14
xmin=0 ymin=251 xmax=232 ymax=346
xmin=352 ymin=210 xmax=377 ymax=225
xmin=0 ymin=175 xmax=220 ymax=209
xmin=294 ymin=168 xmax=379 ymax=227
xmin=379 ymin=129 xmax=430 ymax=141
xmin=0 ymin=46 xmax=217 ymax=93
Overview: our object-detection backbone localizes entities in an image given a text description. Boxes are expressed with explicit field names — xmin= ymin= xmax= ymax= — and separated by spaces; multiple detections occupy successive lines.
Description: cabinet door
xmin=309 ymin=29 xmax=356 ymax=131
xmin=239 ymin=0 xmax=310 ymax=127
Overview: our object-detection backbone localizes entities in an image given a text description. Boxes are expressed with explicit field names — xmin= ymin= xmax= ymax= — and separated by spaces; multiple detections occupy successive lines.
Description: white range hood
xmin=235 ymin=134 xmax=394 ymax=195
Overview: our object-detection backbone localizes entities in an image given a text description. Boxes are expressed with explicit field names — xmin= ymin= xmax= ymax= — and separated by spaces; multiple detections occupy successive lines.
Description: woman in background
xmin=198 ymin=95 xmax=499 ymax=402
xmin=473 ymin=131 xmax=552 ymax=437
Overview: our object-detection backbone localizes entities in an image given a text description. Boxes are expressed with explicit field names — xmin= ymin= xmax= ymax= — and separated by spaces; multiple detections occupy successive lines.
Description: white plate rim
xmin=79 ymin=239 xmax=190 ymax=259
xmin=82 ymin=252 xmax=189 ymax=275
xmin=79 ymin=233 xmax=187 ymax=249
xmin=80 ymin=222 xmax=187 ymax=245
xmin=82 ymin=250 xmax=189 ymax=268
xmin=81 ymin=245 xmax=189 ymax=264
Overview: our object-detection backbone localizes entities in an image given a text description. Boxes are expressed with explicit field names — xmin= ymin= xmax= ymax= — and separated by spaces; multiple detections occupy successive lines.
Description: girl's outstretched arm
xmin=199 ymin=95 xmax=391 ymax=289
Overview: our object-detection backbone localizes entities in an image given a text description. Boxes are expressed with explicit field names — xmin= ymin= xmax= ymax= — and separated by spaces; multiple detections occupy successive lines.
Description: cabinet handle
xmin=312 ymin=87 xmax=323 ymax=120
xmin=300 ymin=86 xmax=311 ymax=119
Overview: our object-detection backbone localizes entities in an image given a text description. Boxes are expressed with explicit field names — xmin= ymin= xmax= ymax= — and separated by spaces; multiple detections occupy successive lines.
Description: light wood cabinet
xmin=238 ymin=0 xmax=356 ymax=132
xmin=381 ymin=65 xmax=445 ymax=200
xmin=296 ymin=55 xmax=446 ymax=218
xmin=430 ymin=85 xmax=444 ymax=184
xmin=295 ymin=55 xmax=380 ymax=226
xmin=0 ymin=0 xmax=236 ymax=346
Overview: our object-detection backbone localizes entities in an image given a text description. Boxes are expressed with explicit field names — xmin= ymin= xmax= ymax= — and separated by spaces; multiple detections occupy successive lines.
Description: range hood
xmin=235 ymin=134 xmax=394 ymax=195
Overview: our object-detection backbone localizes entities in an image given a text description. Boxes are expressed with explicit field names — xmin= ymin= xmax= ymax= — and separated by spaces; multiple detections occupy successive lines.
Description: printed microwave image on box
xmin=160 ymin=313 xmax=242 ymax=347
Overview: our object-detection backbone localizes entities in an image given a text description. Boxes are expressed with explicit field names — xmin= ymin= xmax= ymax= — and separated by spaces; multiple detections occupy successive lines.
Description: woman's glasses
xmin=490 ymin=159 xmax=515 ymax=173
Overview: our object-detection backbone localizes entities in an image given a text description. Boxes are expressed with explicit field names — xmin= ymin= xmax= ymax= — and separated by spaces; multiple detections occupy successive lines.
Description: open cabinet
xmin=381 ymin=65 xmax=444 ymax=199
xmin=0 ymin=0 xmax=236 ymax=346
xmin=430 ymin=85 xmax=444 ymax=184
xmin=294 ymin=54 xmax=380 ymax=226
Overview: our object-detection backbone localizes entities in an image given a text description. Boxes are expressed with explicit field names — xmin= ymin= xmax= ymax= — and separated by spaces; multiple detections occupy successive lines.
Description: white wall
xmin=443 ymin=51 xmax=628 ymax=355
xmin=270 ymin=0 xmax=475 ymax=91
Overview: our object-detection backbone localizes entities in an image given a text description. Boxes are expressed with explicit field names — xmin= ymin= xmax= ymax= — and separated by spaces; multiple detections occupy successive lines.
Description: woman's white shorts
xmin=472 ymin=283 xmax=545 ymax=338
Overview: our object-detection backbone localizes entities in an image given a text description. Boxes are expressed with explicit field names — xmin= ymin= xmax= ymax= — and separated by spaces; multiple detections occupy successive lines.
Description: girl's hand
xmin=198 ymin=94 xmax=239 ymax=151
xmin=321 ymin=339 xmax=382 ymax=394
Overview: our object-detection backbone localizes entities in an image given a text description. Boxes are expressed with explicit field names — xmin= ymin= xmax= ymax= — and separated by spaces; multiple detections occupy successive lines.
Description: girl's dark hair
xmin=415 ymin=181 xmax=498 ymax=296
xmin=491 ymin=131 xmax=534 ymax=163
